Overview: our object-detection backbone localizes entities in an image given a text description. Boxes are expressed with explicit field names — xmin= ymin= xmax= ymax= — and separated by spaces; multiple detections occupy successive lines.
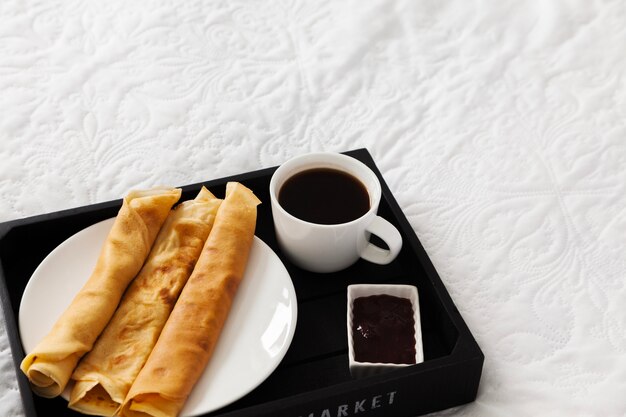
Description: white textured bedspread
xmin=1 ymin=1 xmax=625 ymax=416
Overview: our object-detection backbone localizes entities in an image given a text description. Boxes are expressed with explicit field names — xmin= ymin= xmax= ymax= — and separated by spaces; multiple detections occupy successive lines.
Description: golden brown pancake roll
xmin=120 ymin=182 xmax=260 ymax=417
xmin=20 ymin=187 xmax=181 ymax=398
xmin=68 ymin=187 xmax=222 ymax=416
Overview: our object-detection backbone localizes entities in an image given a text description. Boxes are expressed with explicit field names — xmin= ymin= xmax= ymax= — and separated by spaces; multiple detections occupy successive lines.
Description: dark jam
xmin=278 ymin=168 xmax=370 ymax=225
xmin=352 ymin=294 xmax=416 ymax=364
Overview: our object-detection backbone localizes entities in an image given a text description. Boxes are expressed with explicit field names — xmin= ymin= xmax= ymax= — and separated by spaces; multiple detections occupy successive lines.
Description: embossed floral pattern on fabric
xmin=1 ymin=0 xmax=625 ymax=416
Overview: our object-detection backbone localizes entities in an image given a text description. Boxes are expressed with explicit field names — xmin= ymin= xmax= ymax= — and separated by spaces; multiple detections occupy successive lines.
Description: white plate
xmin=19 ymin=217 xmax=298 ymax=416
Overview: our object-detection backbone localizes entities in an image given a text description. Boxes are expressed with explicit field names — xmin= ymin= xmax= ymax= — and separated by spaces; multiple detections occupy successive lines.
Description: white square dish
xmin=347 ymin=284 xmax=424 ymax=378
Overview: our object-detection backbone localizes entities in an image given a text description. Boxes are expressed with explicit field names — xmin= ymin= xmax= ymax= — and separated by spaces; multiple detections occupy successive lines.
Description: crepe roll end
xmin=20 ymin=353 xmax=74 ymax=398
xmin=121 ymin=393 xmax=180 ymax=417
xmin=194 ymin=186 xmax=216 ymax=201
xmin=69 ymin=382 xmax=118 ymax=416
xmin=68 ymin=379 xmax=123 ymax=416
xmin=225 ymin=182 xmax=261 ymax=206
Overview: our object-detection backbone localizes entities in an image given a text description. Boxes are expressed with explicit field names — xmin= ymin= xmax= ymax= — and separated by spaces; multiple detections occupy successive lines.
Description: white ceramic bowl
xmin=347 ymin=284 xmax=424 ymax=378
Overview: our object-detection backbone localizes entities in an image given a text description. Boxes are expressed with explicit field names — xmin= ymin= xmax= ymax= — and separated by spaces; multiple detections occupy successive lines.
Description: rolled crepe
xmin=20 ymin=187 xmax=181 ymax=398
xmin=120 ymin=182 xmax=261 ymax=417
xmin=68 ymin=187 xmax=222 ymax=416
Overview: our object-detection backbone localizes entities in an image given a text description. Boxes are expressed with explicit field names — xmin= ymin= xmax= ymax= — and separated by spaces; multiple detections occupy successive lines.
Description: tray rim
xmin=0 ymin=148 xmax=484 ymax=417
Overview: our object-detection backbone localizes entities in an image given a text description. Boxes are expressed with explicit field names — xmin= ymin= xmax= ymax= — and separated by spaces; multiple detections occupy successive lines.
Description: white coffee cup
xmin=269 ymin=152 xmax=403 ymax=273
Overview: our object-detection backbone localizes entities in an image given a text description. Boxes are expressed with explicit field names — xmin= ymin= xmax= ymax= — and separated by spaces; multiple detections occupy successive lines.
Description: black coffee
xmin=278 ymin=168 xmax=370 ymax=225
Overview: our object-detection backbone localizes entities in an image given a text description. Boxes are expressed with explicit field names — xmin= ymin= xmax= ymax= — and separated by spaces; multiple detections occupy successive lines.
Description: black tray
xmin=0 ymin=148 xmax=483 ymax=417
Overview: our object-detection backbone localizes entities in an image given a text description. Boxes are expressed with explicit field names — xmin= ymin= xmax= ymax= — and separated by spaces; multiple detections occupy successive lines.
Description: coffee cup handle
xmin=360 ymin=216 xmax=403 ymax=265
